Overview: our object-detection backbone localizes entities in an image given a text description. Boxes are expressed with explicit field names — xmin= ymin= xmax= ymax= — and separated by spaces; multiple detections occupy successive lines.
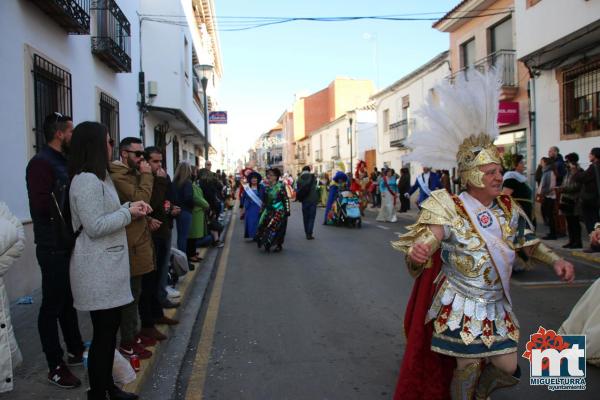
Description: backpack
xmin=296 ymin=175 xmax=315 ymax=202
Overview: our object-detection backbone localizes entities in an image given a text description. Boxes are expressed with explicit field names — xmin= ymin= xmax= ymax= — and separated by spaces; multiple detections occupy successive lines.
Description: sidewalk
xmin=1 ymin=212 xmax=231 ymax=400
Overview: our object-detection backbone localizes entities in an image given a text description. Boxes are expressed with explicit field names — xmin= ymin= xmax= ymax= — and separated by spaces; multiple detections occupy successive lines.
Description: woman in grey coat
xmin=68 ymin=122 xmax=150 ymax=400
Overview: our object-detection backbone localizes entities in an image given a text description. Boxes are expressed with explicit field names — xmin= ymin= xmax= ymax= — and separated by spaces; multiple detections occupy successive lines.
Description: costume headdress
xmin=403 ymin=67 xmax=502 ymax=188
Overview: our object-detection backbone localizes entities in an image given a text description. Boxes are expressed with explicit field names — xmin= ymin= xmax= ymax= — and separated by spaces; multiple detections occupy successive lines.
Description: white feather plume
xmin=403 ymin=67 xmax=502 ymax=169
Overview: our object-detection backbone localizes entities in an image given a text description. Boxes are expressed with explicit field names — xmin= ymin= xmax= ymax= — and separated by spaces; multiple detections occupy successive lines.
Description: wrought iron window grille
xmin=91 ymin=0 xmax=131 ymax=72
xmin=100 ymin=92 xmax=120 ymax=159
xmin=32 ymin=54 xmax=73 ymax=152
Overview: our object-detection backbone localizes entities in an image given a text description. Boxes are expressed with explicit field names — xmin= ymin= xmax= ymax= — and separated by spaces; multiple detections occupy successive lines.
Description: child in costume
xmin=391 ymin=68 xmax=575 ymax=400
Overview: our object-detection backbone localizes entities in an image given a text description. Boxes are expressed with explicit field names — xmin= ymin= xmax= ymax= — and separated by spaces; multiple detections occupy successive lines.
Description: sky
xmin=214 ymin=0 xmax=458 ymax=161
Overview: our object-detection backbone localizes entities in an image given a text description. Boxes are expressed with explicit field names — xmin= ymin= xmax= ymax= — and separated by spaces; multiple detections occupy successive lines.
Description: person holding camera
xmin=109 ymin=137 xmax=156 ymax=360
xmin=558 ymin=153 xmax=584 ymax=249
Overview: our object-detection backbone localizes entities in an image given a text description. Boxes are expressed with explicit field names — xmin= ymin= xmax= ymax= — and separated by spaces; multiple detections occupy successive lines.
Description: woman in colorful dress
xmin=324 ymin=171 xmax=348 ymax=225
xmin=240 ymin=172 xmax=264 ymax=241
xmin=256 ymin=168 xmax=290 ymax=253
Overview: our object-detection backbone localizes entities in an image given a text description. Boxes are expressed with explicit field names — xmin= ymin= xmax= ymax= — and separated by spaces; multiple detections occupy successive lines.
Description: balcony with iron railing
xmin=31 ymin=0 xmax=91 ymax=34
xmin=331 ymin=145 xmax=340 ymax=160
xmin=389 ymin=119 xmax=410 ymax=147
xmin=91 ymin=0 xmax=131 ymax=73
xmin=315 ymin=149 xmax=322 ymax=162
xmin=448 ymin=50 xmax=517 ymax=90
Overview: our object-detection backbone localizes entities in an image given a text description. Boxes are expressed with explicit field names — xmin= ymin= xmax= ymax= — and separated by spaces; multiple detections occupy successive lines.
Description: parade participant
xmin=324 ymin=171 xmax=348 ymax=225
xmin=350 ymin=161 xmax=369 ymax=216
xmin=392 ymin=68 xmax=575 ymax=400
xmin=240 ymin=171 xmax=264 ymax=240
xmin=376 ymin=168 xmax=398 ymax=223
xmin=406 ymin=166 xmax=443 ymax=208
xmin=256 ymin=168 xmax=290 ymax=253
xmin=559 ymin=222 xmax=600 ymax=366
xmin=296 ymin=166 xmax=319 ymax=240
xmin=318 ymin=173 xmax=330 ymax=207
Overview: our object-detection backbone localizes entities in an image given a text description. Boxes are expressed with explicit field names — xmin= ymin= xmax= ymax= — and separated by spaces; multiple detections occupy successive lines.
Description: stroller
xmin=335 ymin=190 xmax=362 ymax=228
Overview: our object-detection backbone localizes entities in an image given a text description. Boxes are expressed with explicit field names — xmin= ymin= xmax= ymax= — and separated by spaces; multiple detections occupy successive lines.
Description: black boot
xmin=108 ymin=385 xmax=138 ymax=400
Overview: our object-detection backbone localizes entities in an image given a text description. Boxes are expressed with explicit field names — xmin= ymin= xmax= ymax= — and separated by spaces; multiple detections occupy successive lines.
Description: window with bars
xmin=32 ymin=54 xmax=73 ymax=152
xmin=562 ymin=61 xmax=600 ymax=136
xmin=99 ymin=92 xmax=119 ymax=159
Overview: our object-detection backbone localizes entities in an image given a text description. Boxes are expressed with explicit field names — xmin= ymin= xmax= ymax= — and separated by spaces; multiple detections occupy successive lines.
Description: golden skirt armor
xmin=393 ymin=190 xmax=539 ymax=358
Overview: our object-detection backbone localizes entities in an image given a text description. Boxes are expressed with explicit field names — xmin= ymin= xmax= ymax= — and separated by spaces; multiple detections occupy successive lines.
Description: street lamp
xmin=194 ymin=64 xmax=214 ymax=163
xmin=347 ymin=110 xmax=356 ymax=175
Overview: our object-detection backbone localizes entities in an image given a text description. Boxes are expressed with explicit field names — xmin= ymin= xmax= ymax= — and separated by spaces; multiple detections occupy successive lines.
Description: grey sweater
xmin=69 ymin=172 xmax=133 ymax=311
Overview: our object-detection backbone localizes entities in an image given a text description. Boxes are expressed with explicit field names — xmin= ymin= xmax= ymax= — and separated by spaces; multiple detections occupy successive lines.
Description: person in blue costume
xmin=240 ymin=171 xmax=264 ymax=240
xmin=324 ymin=171 xmax=348 ymax=225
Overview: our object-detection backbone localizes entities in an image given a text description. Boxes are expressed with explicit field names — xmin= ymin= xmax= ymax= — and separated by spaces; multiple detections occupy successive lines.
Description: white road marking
xmin=376 ymin=225 xmax=390 ymax=230
xmin=512 ymin=279 xmax=596 ymax=288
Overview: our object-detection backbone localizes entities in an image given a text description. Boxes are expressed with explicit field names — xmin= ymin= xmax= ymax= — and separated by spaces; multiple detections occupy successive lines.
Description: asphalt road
xmin=176 ymin=203 xmax=600 ymax=400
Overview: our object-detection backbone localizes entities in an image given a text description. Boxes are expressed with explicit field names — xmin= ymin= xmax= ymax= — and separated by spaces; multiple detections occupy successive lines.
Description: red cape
xmin=394 ymin=251 xmax=455 ymax=400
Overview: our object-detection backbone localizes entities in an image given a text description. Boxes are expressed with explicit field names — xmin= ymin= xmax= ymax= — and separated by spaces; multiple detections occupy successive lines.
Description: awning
xmin=147 ymin=106 xmax=216 ymax=154
xmin=520 ymin=20 xmax=600 ymax=71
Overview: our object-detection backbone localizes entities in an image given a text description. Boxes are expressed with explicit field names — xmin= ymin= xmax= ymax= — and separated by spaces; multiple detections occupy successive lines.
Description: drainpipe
xmin=526 ymin=64 xmax=538 ymax=199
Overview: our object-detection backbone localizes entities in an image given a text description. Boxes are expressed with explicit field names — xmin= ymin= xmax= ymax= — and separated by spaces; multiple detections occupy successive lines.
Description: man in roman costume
xmin=392 ymin=68 xmax=575 ymax=400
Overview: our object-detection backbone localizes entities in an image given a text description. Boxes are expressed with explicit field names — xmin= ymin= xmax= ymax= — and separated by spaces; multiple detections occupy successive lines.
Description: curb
xmin=123 ymin=211 xmax=232 ymax=397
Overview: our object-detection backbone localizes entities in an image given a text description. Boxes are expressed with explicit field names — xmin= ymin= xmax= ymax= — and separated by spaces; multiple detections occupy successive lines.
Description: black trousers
xmin=139 ymin=270 xmax=163 ymax=328
xmin=399 ymin=193 xmax=410 ymax=212
xmin=582 ymin=206 xmax=600 ymax=234
xmin=541 ymin=198 xmax=556 ymax=237
xmin=89 ymin=307 xmax=121 ymax=395
xmin=565 ymin=215 xmax=582 ymax=246
xmin=36 ymin=246 xmax=84 ymax=370
xmin=302 ymin=201 xmax=317 ymax=236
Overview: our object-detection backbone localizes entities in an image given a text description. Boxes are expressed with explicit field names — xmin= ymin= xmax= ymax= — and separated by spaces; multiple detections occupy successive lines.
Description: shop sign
xmin=498 ymin=101 xmax=519 ymax=126
xmin=209 ymin=111 xmax=227 ymax=124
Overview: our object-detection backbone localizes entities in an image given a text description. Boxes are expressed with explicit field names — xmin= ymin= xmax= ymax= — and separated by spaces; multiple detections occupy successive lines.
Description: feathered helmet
xmin=403 ymin=67 xmax=502 ymax=188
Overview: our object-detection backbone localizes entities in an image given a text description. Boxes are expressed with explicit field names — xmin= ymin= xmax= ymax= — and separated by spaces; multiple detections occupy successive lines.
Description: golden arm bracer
xmin=530 ymin=242 xmax=561 ymax=266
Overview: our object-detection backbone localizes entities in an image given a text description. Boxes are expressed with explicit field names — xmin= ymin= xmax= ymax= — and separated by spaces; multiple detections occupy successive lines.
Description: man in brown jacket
xmin=110 ymin=137 xmax=155 ymax=360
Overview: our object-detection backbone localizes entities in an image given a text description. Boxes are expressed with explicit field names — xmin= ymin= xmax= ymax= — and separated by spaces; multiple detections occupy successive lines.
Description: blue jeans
xmin=302 ymin=201 xmax=317 ymax=236
xmin=176 ymin=210 xmax=192 ymax=253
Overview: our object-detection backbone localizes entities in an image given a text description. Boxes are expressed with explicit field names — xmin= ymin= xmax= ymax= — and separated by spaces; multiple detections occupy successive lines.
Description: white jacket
xmin=0 ymin=203 xmax=24 ymax=392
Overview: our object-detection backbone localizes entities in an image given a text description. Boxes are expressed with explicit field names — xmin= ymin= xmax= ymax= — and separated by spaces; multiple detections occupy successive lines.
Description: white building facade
xmin=140 ymin=0 xmax=222 ymax=176
xmin=515 ymin=0 xmax=600 ymax=168
xmin=371 ymin=52 xmax=450 ymax=177
xmin=0 ymin=0 xmax=141 ymax=301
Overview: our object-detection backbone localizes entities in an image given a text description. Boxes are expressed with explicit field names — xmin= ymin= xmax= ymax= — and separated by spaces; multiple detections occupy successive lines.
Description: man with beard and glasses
xmin=109 ymin=137 xmax=157 ymax=361
xmin=26 ymin=112 xmax=85 ymax=389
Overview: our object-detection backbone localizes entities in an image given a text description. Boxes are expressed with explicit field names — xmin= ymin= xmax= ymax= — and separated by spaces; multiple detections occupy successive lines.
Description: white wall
xmin=515 ymin=0 xmax=600 ymax=59
xmin=0 ymin=0 xmax=141 ymax=301
xmin=356 ymin=110 xmax=377 ymax=161
xmin=534 ymin=71 xmax=597 ymax=169
xmin=141 ymin=0 xmax=208 ymax=141
xmin=374 ymin=61 xmax=450 ymax=174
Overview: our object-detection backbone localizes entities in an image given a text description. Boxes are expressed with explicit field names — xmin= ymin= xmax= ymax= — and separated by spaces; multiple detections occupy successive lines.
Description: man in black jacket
xmin=25 ymin=113 xmax=84 ymax=388
xmin=297 ymin=165 xmax=319 ymax=240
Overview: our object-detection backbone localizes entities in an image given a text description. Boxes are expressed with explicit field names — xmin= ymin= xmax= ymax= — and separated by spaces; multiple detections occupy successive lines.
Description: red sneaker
xmin=119 ymin=341 xmax=152 ymax=360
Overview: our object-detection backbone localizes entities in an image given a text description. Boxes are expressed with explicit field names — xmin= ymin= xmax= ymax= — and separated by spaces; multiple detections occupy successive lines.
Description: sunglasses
xmin=125 ymin=150 xmax=145 ymax=157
